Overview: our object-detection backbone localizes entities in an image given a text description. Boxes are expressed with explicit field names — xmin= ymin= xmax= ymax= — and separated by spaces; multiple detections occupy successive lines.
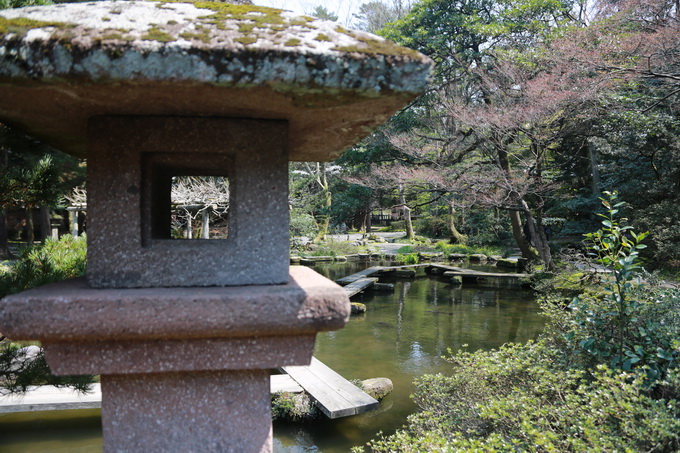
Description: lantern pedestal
xmin=1 ymin=267 xmax=348 ymax=452
xmin=101 ymin=370 xmax=272 ymax=452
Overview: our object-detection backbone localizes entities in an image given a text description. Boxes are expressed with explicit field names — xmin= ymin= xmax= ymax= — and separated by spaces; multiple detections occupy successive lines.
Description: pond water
xmin=0 ymin=262 xmax=544 ymax=452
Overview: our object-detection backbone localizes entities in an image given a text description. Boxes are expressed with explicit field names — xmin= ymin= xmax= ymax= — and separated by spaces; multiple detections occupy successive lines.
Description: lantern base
xmin=101 ymin=369 xmax=271 ymax=453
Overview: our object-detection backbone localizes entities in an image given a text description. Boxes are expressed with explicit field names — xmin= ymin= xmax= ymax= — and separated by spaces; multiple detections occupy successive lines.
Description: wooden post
xmin=69 ymin=210 xmax=78 ymax=237
xmin=186 ymin=212 xmax=192 ymax=239
xmin=201 ymin=208 xmax=210 ymax=239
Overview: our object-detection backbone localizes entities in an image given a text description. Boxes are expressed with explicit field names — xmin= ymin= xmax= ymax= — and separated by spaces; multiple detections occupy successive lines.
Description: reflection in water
xmin=0 ymin=263 xmax=544 ymax=453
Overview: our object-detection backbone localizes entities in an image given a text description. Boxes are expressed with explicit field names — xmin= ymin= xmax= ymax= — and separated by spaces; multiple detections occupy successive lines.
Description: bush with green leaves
xmin=395 ymin=253 xmax=419 ymax=265
xmin=271 ymin=391 xmax=318 ymax=421
xmin=0 ymin=234 xmax=87 ymax=299
xmin=566 ymin=192 xmax=678 ymax=383
xmin=0 ymin=234 xmax=93 ymax=394
xmin=354 ymin=341 xmax=680 ymax=452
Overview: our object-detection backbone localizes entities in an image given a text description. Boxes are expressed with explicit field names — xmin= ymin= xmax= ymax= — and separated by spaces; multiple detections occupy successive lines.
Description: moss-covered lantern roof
xmin=0 ymin=1 xmax=432 ymax=161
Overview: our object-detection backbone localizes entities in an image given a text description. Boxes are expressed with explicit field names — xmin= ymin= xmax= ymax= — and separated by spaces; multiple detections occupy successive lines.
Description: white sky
xmin=253 ymin=0 xmax=365 ymax=26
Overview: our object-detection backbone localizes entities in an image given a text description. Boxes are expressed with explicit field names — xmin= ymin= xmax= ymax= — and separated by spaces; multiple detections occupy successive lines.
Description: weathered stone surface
xmin=449 ymin=253 xmax=466 ymax=261
xmin=496 ymin=258 xmax=520 ymax=268
xmin=87 ymin=116 xmax=289 ymax=288
xmin=361 ymin=377 xmax=393 ymax=401
xmin=47 ymin=334 xmax=316 ymax=375
xmin=371 ymin=282 xmax=394 ymax=292
xmin=350 ymin=302 xmax=366 ymax=314
xmin=0 ymin=1 xmax=433 ymax=161
xmin=468 ymin=253 xmax=488 ymax=262
xmin=418 ymin=252 xmax=443 ymax=261
xmin=0 ymin=266 xmax=349 ymax=343
xmin=101 ymin=370 xmax=272 ymax=453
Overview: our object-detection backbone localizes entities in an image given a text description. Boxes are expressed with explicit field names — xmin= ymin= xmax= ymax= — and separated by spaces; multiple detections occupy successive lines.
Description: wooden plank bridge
xmin=283 ymin=357 xmax=379 ymax=418
xmin=0 ymin=358 xmax=378 ymax=419
xmin=336 ymin=263 xmax=529 ymax=296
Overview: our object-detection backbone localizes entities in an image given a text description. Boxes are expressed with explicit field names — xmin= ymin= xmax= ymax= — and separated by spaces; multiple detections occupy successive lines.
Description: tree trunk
xmin=39 ymin=206 xmax=51 ymax=242
xmin=520 ymin=200 xmax=554 ymax=270
xmin=497 ymin=148 xmax=537 ymax=260
xmin=312 ymin=163 xmax=331 ymax=243
xmin=508 ymin=209 xmax=537 ymax=260
xmin=399 ymin=184 xmax=415 ymax=241
xmin=0 ymin=210 xmax=10 ymax=259
xmin=588 ymin=141 xmax=601 ymax=195
xmin=25 ymin=208 xmax=35 ymax=245
xmin=447 ymin=203 xmax=467 ymax=244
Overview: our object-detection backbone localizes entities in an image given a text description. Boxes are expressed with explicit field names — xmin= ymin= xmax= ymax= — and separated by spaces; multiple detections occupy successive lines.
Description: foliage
xmin=562 ymin=192 xmax=678 ymax=383
xmin=0 ymin=341 xmax=93 ymax=395
xmin=0 ymin=234 xmax=86 ymax=299
xmin=433 ymin=241 xmax=502 ymax=258
xmin=298 ymin=240 xmax=368 ymax=257
xmin=0 ymin=0 xmax=50 ymax=9
xmin=271 ymin=391 xmax=318 ymax=421
xmin=290 ymin=208 xmax=318 ymax=238
xmin=356 ymin=341 xmax=680 ymax=452
xmin=395 ymin=253 xmax=419 ymax=265
xmin=0 ymin=234 xmax=92 ymax=394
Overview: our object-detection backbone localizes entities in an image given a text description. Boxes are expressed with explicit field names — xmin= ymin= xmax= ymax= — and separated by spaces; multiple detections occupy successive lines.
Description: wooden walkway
xmin=283 ymin=357 xmax=379 ymax=419
xmin=335 ymin=264 xmax=428 ymax=286
xmin=0 ymin=359 xmax=378 ymax=419
xmin=343 ymin=277 xmax=378 ymax=297
xmin=426 ymin=263 xmax=529 ymax=280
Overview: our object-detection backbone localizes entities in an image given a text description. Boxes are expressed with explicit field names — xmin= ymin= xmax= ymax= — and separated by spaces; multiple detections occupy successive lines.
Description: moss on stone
xmin=179 ymin=31 xmax=211 ymax=43
xmin=335 ymin=37 xmax=422 ymax=57
xmin=235 ymin=36 xmax=256 ymax=45
xmin=141 ymin=25 xmax=173 ymax=42
xmin=284 ymin=38 xmax=301 ymax=46
xmin=0 ymin=17 xmax=72 ymax=36
xmin=314 ymin=33 xmax=330 ymax=42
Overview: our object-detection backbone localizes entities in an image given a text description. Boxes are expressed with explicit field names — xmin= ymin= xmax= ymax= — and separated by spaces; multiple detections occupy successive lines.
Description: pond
xmin=0 ymin=262 xmax=544 ymax=452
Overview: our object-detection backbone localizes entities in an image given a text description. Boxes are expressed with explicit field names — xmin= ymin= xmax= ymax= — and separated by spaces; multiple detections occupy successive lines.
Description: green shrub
xmin=0 ymin=342 xmax=93 ymax=395
xmin=356 ymin=342 xmax=680 ymax=452
xmin=271 ymin=391 xmax=318 ymax=421
xmin=566 ymin=192 xmax=678 ymax=384
xmin=396 ymin=253 xmax=419 ymax=265
xmin=0 ymin=234 xmax=87 ymax=299
xmin=0 ymin=234 xmax=93 ymax=395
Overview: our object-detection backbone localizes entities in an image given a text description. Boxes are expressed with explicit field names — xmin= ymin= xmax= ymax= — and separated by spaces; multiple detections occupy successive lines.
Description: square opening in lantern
xmin=142 ymin=153 xmax=234 ymax=245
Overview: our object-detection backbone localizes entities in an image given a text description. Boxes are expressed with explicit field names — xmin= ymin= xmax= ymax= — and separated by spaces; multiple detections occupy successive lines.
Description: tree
xmin=307 ymin=5 xmax=339 ymax=22
xmin=352 ymin=0 xmax=411 ymax=33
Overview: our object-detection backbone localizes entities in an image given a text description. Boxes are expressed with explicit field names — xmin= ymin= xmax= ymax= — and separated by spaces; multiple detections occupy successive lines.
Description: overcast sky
xmin=253 ymin=0 xmax=364 ymax=26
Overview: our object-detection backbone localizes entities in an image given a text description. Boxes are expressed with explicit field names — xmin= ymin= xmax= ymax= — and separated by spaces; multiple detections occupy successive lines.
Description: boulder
xmin=496 ymin=258 xmax=520 ymax=269
xmin=361 ymin=377 xmax=394 ymax=401
xmin=468 ymin=254 xmax=488 ymax=263
xmin=450 ymin=276 xmax=463 ymax=285
xmin=418 ymin=252 xmax=443 ymax=261
xmin=371 ymin=283 xmax=395 ymax=292
xmin=449 ymin=253 xmax=466 ymax=261
xmin=351 ymin=303 xmax=366 ymax=314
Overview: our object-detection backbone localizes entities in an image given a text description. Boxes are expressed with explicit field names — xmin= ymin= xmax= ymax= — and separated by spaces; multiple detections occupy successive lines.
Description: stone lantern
xmin=0 ymin=2 xmax=432 ymax=451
